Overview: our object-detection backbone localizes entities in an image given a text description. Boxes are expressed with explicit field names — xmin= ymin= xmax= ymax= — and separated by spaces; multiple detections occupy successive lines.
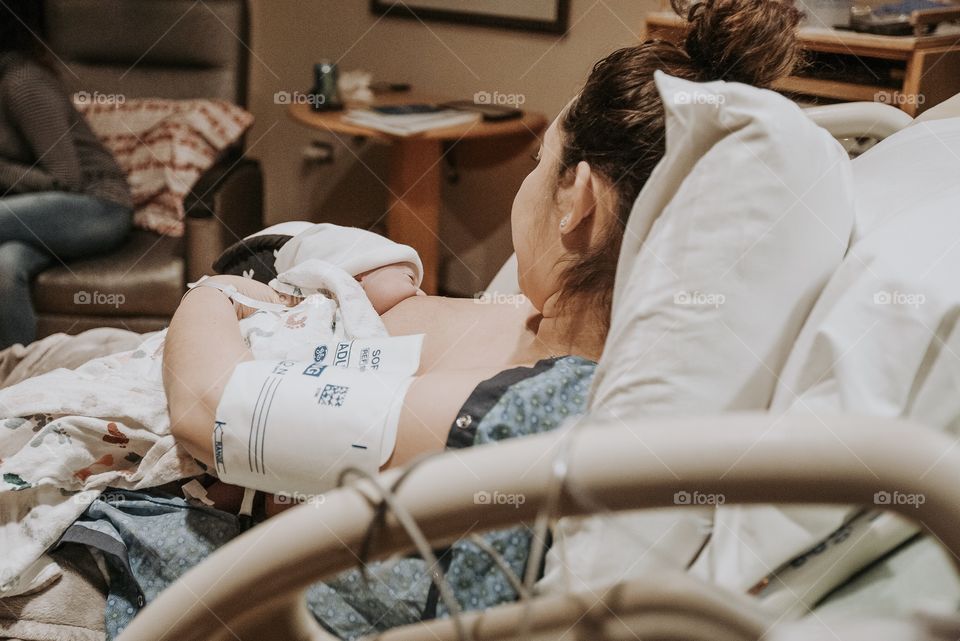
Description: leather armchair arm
xmin=183 ymin=152 xmax=264 ymax=282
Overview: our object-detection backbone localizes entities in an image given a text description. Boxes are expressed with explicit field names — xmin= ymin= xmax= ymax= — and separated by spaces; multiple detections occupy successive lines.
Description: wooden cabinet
xmin=645 ymin=11 xmax=960 ymax=116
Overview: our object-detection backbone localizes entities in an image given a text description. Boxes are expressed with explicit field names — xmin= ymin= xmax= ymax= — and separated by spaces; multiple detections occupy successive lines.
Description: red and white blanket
xmin=75 ymin=98 xmax=254 ymax=236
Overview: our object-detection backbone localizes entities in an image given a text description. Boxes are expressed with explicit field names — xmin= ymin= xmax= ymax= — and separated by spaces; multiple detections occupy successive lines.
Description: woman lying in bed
xmin=168 ymin=0 xmax=801 ymax=476
xmin=149 ymin=0 xmax=801 ymax=634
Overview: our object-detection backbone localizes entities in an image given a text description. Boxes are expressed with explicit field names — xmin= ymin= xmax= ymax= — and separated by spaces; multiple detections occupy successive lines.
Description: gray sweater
xmin=0 ymin=52 xmax=132 ymax=208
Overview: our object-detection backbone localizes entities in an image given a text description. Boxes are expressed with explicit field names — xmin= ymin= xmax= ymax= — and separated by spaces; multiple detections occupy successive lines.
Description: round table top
xmin=288 ymin=96 xmax=547 ymax=143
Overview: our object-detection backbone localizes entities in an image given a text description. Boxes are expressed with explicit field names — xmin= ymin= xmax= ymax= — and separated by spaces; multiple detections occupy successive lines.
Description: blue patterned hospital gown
xmin=70 ymin=356 xmax=596 ymax=639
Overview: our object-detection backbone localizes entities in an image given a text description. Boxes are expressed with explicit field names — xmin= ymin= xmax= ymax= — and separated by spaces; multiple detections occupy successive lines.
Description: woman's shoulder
xmin=383 ymin=294 xmax=534 ymax=340
xmin=384 ymin=294 xmax=538 ymax=372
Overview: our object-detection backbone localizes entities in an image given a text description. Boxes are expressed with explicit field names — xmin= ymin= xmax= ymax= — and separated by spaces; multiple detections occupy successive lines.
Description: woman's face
xmin=511 ymin=115 xmax=568 ymax=312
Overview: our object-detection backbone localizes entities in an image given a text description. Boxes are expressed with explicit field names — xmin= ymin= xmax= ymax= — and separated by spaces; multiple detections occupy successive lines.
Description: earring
xmin=559 ymin=214 xmax=571 ymax=230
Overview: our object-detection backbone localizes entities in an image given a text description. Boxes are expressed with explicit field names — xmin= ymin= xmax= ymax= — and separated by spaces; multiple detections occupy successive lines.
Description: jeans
xmin=0 ymin=192 xmax=132 ymax=349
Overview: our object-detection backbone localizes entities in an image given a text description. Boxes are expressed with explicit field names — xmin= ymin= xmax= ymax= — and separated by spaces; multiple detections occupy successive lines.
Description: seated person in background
xmin=0 ymin=0 xmax=133 ymax=349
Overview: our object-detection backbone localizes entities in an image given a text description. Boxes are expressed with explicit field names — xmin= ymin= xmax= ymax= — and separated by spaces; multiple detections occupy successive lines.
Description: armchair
xmin=31 ymin=0 xmax=263 ymax=336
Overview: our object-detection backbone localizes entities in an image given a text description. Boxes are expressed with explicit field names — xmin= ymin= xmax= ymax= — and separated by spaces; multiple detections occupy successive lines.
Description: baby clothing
xmin=237 ymin=222 xmax=424 ymax=356
xmin=271 ymin=222 xmax=424 ymax=293
xmin=204 ymin=221 xmax=427 ymax=358
xmin=211 ymin=260 xmax=390 ymax=362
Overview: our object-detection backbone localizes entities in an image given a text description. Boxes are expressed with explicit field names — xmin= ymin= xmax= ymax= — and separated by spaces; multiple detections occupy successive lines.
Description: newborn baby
xmin=269 ymin=222 xmax=425 ymax=314
xmin=208 ymin=223 xmax=426 ymax=363
xmin=199 ymin=224 xmax=430 ymax=512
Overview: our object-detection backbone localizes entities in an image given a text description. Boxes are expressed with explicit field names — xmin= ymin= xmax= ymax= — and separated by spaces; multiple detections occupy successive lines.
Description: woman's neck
xmin=524 ymin=292 xmax=606 ymax=363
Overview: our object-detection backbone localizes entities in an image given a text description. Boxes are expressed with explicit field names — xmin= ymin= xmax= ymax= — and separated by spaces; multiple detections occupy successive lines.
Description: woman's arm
xmin=0 ymin=158 xmax=59 ymax=194
xmin=4 ymin=64 xmax=83 ymax=191
xmin=382 ymin=369 xmax=490 ymax=468
xmin=163 ymin=276 xmax=283 ymax=466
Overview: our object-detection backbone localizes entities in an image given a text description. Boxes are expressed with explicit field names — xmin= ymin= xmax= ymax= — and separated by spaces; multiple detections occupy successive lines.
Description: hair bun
xmin=672 ymin=0 xmax=803 ymax=87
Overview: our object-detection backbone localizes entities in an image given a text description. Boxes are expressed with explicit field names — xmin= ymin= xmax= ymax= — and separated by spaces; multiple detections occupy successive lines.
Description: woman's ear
xmin=559 ymin=161 xmax=596 ymax=235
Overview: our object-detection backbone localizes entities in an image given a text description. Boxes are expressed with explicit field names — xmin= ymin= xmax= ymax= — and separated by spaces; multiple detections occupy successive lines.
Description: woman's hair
xmin=0 ymin=0 xmax=49 ymax=58
xmin=555 ymin=0 xmax=802 ymax=335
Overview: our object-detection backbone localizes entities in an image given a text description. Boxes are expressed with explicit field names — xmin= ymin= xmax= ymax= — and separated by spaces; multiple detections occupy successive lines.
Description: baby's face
xmin=357 ymin=263 xmax=424 ymax=314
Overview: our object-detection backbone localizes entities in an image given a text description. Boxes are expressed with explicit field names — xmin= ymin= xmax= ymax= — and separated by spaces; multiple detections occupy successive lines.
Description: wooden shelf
xmin=773 ymin=76 xmax=885 ymax=102
xmin=644 ymin=11 xmax=960 ymax=115
xmin=646 ymin=11 xmax=960 ymax=55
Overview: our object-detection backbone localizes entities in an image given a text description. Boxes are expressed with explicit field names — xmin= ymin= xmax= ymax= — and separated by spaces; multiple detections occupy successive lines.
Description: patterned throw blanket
xmin=0 ymin=330 xmax=195 ymax=598
xmin=75 ymin=98 xmax=254 ymax=236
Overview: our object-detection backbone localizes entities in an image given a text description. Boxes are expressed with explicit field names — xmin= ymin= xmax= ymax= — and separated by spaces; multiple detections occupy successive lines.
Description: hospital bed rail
xmin=116 ymin=413 xmax=960 ymax=641
xmin=805 ymin=101 xmax=914 ymax=141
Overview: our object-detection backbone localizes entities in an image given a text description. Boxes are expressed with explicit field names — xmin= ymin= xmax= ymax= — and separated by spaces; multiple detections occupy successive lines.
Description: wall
xmin=246 ymin=0 xmax=658 ymax=294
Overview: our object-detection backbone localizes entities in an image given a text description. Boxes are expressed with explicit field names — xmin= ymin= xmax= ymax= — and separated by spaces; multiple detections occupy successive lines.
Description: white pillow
xmin=850 ymin=116 xmax=960 ymax=243
xmin=539 ymin=72 xmax=855 ymax=595
xmin=590 ymin=72 xmax=854 ymax=416
xmin=774 ymin=118 xmax=960 ymax=420
xmin=705 ymin=117 xmax=960 ymax=614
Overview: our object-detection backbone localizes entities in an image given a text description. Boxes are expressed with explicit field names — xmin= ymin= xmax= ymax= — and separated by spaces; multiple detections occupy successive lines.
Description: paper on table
xmin=343 ymin=109 xmax=480 ymax=136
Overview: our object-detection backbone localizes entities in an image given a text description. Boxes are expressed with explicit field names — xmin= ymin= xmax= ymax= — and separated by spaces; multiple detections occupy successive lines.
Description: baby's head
xmin=356 ymin=262 xmax=425 ymax=314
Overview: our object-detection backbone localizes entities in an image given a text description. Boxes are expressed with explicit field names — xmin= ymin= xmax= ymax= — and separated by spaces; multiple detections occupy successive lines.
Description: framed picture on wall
xmin=370 ymin=0 xmax=570 ymax=34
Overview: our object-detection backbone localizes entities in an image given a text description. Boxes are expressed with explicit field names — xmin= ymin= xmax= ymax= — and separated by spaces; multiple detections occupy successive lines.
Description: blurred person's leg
xmin=0 ymin=192 xmax=132 ymax=260
xmin=0 ymin=241 xmax=51 ymax=348
xmin=0 ymin=192 xmax=132 ymax=349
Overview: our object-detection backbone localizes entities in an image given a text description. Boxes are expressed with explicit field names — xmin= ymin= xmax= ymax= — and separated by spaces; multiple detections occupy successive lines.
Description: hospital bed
xmin=112 ymin=88 xmax=960 ymax=641
xmin=0 ymin=0 xmax=950 ymax=637
xmin=116 ymin=417 xmax=960 ymax=641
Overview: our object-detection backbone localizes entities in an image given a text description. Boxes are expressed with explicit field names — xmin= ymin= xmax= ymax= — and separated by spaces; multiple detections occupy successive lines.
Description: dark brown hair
xmin=555 ymin=0 xmax=802 ymax=335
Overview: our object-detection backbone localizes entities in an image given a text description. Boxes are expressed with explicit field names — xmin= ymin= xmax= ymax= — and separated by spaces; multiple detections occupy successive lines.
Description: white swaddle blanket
xmin=232 ymin=258 xmax=389 ymax=359
xmin=0 ymin=261 xmax=417 ymax=597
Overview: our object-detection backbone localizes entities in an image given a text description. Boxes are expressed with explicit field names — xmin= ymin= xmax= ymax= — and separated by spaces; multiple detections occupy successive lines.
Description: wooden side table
xmin=645 ymin=11 xmax=960 ymax=116
xmin=289 ymin=99 xmax=547 ymax=294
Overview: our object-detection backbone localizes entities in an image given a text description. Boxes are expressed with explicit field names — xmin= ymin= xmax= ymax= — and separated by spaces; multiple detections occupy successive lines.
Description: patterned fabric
xmin=62 ymin=490 xmax=239 ymax=639
xmin=75 ymin=98 xmax=254 ymax=236
xmin=0 ymin=330 xmax=201 ymax=598
xmin=84 ymin=355 xmax=597 ymax=639
xmin=436 ymin=355 xmax=596 ymax=616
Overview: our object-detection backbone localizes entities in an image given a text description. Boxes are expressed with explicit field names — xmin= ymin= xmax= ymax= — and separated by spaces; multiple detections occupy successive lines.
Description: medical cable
xmin=331 ymin=413 xmax=630 ymax=641
xmin=338 ymin=462 xmax=471 ymax=641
